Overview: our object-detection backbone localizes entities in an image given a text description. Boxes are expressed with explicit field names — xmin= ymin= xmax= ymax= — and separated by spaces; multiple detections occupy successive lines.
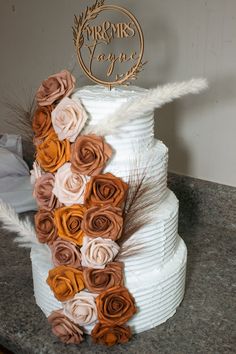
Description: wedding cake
xmin=29 ymin=70 xmax=194 ymax=346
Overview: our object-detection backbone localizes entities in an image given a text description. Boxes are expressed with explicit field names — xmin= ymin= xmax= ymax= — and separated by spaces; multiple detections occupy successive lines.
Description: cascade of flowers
xmin=32 ymin=70 xmax=136 ymax=346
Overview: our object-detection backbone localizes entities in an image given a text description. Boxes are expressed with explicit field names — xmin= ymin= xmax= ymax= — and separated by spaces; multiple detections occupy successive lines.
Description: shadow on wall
xmin=136 ymin=10 xmax=180 ymax=86
xmin=154 ymin=102 xmax=190 ymax=174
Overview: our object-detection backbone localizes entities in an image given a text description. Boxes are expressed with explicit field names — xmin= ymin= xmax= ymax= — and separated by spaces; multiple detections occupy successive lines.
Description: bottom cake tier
xmin=31 ymin=235 xmax=187 ymax=334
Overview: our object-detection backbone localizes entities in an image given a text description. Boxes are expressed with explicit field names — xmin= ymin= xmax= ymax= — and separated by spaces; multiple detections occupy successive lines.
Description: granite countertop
xmin=0 ymin=174 xmax=235 ymax=354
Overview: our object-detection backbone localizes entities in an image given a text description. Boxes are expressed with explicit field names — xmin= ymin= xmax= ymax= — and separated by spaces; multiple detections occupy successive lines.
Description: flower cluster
xmin=32 ymin=70 xmax=136 ymax=347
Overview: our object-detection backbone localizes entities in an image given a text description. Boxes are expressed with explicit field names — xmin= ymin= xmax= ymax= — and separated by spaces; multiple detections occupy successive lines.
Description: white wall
xmin=0 ymin=0 xmax=236 ymax=186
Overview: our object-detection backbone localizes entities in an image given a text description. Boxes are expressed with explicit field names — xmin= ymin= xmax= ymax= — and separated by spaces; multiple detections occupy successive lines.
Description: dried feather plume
xmin=83 ymin=78 xmax=208 ymax=136
xmin=0 ymin=199 xmax=38 ymax=248
xmin=3 ymin=92 xmax=36 ymax=142
xmin=118 ymin=160 xmax=158 ymax=258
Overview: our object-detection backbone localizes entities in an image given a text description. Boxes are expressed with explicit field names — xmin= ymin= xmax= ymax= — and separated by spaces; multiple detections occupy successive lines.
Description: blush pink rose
xmin=51 ymin=97 xmax=88 ymax=142
xmin=50 ymin=239 xmax=81 ymax=268
xmin=48 ymin=309 xmax=84 ymax=344
xmin=33 ymin=173 xmax=61 ymax=210
xmin=81 ymin=237 xmax=120 ymax=269
xmin=53 ymin=163 xmax=88 ymax=205
xmin=36 ymin=70 xmax=75 ymax=106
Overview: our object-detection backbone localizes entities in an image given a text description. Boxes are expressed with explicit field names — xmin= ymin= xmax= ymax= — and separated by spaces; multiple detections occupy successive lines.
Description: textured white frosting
xmin=123 ymin=190 xmax=179 ymax=272
xmin=31 ymin=84 xmax=187 ymax=334
xmin=72 ymin=85 xmax=154 ymax=158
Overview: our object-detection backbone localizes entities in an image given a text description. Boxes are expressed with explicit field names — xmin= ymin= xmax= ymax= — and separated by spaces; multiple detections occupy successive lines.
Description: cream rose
xmin=63 ymin=291 xmax=98 ymax=326
xmin=81 ymin=237 xmax=120 ymax=269
xmin=52 ymin=97 xmax=87 ymax=142
xmin=36 ymin=70 xmax=75 ymax=106
xmin=53 ymin=163 xmax=88 ymax=205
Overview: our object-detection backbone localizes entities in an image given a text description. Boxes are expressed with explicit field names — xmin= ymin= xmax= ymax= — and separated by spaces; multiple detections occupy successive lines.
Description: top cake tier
xmin=72 ymin=85 xmax=154 ymax=158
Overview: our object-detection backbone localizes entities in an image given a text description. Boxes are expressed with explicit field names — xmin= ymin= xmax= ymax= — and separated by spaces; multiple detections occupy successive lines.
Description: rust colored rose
xmin=50 ymin=239 xmax=81 ymax=268
xmin=34 ymin=209 xmax=57 ymax=244
xmin=36 ymin=132 xmax=70 ymax=173
xmin=84 ymin=173 xmax=129 ymax=208
xmin=96 ymin=286 xmax=136 ymax=325
xmin=81 ymin=206 xmax=123 ymax=241
xmin=47 ymin=265 xmax=85 ymax=302
xmin=32 ymin=105 xmax=54 ymax=139
xmin=71 ymin=135 xmax=112 ymax=176
xmin=54 ymin=205 xmax=86 ymax=246
xmin=91 ymin=323 xmax=131 ymax=346
xmin=36 ymin=69 xmax=75 ymax=106
xmin=83 ymin=262 xmax=124 ymax=293
xmin=48 ymin=309 xmax=83 ymax=344
xmin=33 ymin=173 xmax=61 ymax=210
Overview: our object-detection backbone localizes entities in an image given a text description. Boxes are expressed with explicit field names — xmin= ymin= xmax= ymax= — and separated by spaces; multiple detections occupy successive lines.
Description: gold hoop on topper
xmin=73 ymin=0 xmax=145 ymax=89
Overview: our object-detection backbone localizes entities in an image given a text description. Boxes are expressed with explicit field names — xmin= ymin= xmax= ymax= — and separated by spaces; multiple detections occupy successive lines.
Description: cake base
xmin=31 ymin=236 xmax=187 ymax=334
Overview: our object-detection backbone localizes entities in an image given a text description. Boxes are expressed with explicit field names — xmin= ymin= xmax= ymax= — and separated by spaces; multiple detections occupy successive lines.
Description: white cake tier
xmin=30 ymin=236 xmax=186 ymax=334
xmin=103 ymin=139 xmax=169 ymax=220
xmin=72 ymin=85 xmax=154 ymax=157
xmin=121 ymin=189 xmax=179 ymax=272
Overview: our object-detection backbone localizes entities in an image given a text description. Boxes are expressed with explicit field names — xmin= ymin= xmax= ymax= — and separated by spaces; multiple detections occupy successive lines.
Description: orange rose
xmin=32 ymin=105 xmax=54 ymax=139
xmin=47 ymin=265 xmax=85 ymax=302
xmin=54 ymin=205 xmax=86 ymax=246
xmin=96 ymin=286 xmax=136 ymax=325
xmin=71 ymin=135 xmax=112 ymax=176
xmin=36 ymin=132 xmax=70 ymax=173
xmin=81 ymin=205 xmax=123 ymax=241
xmin=83 ymin=262 xmax=124 ymax=293
xmin=34 ymin=209 xmax=57 ymax=244
xmin=91 ymin=323 xmax=131 ymax=346
xmin=84 ymin=173 xmax=128 ymax=208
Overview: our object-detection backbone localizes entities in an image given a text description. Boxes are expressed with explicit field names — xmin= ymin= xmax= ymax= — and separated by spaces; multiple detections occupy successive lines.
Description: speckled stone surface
xmin=0 ymin=175 xmax=235 ymax=354
xmin=168 ymin=173 xmax=236 ymax=230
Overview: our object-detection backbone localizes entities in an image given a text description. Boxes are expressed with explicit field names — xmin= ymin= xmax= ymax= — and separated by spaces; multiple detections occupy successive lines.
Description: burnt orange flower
xmin=91 ymin=322 xmax=132 ymax=346
xmin=34 ymin=209 xmax=57 ymax=244
xmin=54 ymin=204 xmax=86 ymax=246
xmin=32 ymin=105 xmax=54 ymax=139
xmin=96 ymin=286 xmax=136 ymax=325
xmin=47 ymin=265 xmax=84 ymax=302
xmin=36 ymin=132 xmax=70 ymax=173
xmin=84 ymin=173 xmax=128 ymax=209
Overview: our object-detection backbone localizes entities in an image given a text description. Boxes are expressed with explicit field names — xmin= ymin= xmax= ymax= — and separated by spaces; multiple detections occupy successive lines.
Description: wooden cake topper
xmin=73 ymin=0 xmax=145 ymax=89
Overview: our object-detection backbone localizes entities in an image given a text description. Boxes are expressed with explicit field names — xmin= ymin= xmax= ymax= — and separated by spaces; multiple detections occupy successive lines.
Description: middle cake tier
xmin=123 ymin=189 xmax=179 ymax=272
xmin=104 ymin=138 xmax=169 ymax=206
